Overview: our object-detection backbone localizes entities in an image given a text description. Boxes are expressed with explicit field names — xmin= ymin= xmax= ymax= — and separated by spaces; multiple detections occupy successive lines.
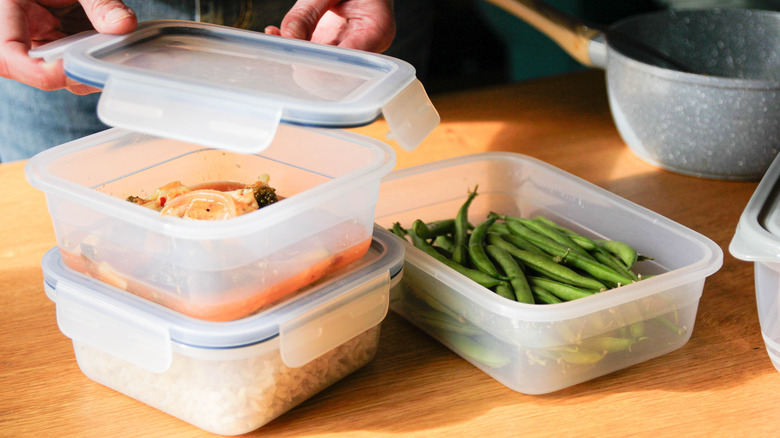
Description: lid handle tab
xmin=279 ymin=271 xmax=389 ymax=368
xmin=98 ymin=76 xmax=283 ymax=154
xmin=382 ymin=79 xmax=440 ymax=151
xmin=55 ymin=280 xmax=173 ymax=373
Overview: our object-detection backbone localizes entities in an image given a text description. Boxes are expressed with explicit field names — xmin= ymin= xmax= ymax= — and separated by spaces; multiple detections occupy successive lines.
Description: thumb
xmin=77 ymin=0 xmax=137 ymax=34
xmin=279 ymin=0 xmax=337 ymax=40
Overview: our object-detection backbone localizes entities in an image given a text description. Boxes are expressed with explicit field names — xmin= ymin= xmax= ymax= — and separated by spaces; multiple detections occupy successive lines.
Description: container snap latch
xmin=279 ymin=271 xmax=389 ymax=368
xmin=55 ymin=280 xmax=173 ymax=373
xmin=382 ymin=79 xmax=440 ymax=151
xmin=98 ymin=76 xmax=283 ymax=154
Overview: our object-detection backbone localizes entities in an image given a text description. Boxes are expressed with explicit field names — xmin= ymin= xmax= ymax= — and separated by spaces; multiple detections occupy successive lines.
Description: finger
xmin=40 ymin=58 xmax=100 ymax=94
xmin=38 ymin=1 xmax=93 ymax=35
xmin=263 ymin=26 xmax=282 ymax=36
xmin=282 ymin=0 xmax=395 ymax=53
xmin=23 ymin=1 xmax=68 ymax=42
xmin=65 ymin=78 xmax=101 ymax=94
xmin=76 ymin=0 xmax=137 ymax=34
xmin=0 ymin=2 xmax=68 ymax=89
xmin=279 ymin=0 xmax=338 ymax=41
xmin=340 ymin=0 xmax=395 ymax=53
xmin=4 ymin=52 xmax=69 ymax=90
xmin=312 ymin=9 xmax=395 ymax=53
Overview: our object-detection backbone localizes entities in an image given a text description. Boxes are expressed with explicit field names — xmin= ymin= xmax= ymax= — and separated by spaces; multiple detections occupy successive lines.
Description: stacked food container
xmin=39 ymin=227 xmax=403 ymax=435
xmin=26 ymin=20 xmax=437 ymax=435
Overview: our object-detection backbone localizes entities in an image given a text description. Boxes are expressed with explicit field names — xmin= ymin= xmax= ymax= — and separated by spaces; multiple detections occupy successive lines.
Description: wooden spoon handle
xmin=482 ymin=0 xmax=602 ymax=67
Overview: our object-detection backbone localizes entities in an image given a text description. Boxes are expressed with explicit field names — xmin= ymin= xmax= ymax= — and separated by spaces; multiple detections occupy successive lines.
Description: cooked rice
xmin=73 ymin=325 xmax=381 ymax=436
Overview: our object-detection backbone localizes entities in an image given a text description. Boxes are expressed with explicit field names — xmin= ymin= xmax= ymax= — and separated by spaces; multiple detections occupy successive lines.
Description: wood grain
xmin=3 ymin=70 xmax=778 ymax=438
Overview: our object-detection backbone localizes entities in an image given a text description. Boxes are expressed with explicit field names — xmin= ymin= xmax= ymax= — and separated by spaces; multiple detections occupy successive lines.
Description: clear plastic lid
xmin=30 ymin=20 xmax=439 ymax=153
xmin=41 ymin=226 xmax=404 ymax=372
xmin=731 ymin=153 xmax=780 ymax=262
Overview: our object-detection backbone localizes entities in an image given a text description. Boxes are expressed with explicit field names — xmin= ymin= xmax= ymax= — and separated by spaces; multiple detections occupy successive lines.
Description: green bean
xmin=615 ymin=301 xmax=646 ymax=339
xmin=500 ymin=216 xmax=571 ymax=253
xmin=406 ymin=286 xmax=464 ymax=322
xmin=629 ymin=321 xmax=645 ymax=339
xmin=533 ymin=216 xmax=590 ymax=238
xmin=554 ymin=322 xmax=580 ymax=344
xmin=487 ymin=233 xmax=607 ymax=290
xmin=592 ymin=247 xmax=640 ymax=282
xmin=557 ymin=251 xmax=636 ymax=287
xmin=596 ymin=239 xmax=639 ymax=270
xmin=411 ymin=220 xmax=433 ymax=240
xmin=519 ymin=216 xmax=596 ymax=261
xmin=488 ymin=222 xmax=510 ymax=235
xmin=530 ymin=284 xmax=563 ymax=304
xmin=533 ymin=217 xmax=630 ymax=275
xmin=559 ymin=231 xmax=643 ymax=282
xmin=650 ymin=314 xmax=684 ymax=335
xmin=409 ymin=220 xmax=505 ymax=289
xmin=416 ymin=219 xmax=456 ymax=239
xmin=534 ymin=216 xmax=642 ymax=276
xmin=492 ymin=231 xmax=547 ymax=256
xmin=486 ymin=244 xmax=534 ymax=304
xmin=554 ymin=229 xmax=636 ymax=282
xmin=528 ymin=276 xmax=599 ymax=301
xmin=434 ymin=234 xmax=455 ymax=253
xmin=390 ymin=222 xmax=407 ymax=239
xmin=414 ymin=311 xmax=483 ymax=336
xmin=503 ymin=219 xmax=635 ymax=286
xmin=494 ymin=282 xmax=516 ymax=301
xmin=453 ymin=187 xmax=478 ymax=265
xmin=579 ymin=336 xmax=635 ymax=353
xmin=567 ymin=234 xmax=597 ymax=251
xmin=555 ymin=347 xmax=606 ymax=365
xmin=526 ymin=349 xmax=554 ymax=366
xmin=433 ymin=245 xmax=453 ymax=259
xmin=444 ymin=332 xmax=511 ymax=368
xmin=468 ymin=216 xmax=500 ymax=277
xmin=534 ymin=216 xmax=591 ymax=239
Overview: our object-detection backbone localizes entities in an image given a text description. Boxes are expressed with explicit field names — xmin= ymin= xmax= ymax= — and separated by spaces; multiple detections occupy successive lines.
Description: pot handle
xmin=482 ymin=0 xmax=604 ymax=68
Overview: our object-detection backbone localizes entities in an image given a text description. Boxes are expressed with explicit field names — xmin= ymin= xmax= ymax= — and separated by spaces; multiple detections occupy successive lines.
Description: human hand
xmin=0 ymin=0 xmax=137 ymax=94
xmin=265 ymin=0 xmax=395 ymax=53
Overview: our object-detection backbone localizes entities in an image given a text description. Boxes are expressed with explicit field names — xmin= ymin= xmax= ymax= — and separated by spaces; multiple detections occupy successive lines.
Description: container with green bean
xmin=376 ymin=153 xmax=723 ymax=394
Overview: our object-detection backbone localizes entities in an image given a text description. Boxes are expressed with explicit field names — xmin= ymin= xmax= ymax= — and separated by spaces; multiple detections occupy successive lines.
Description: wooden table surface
xmin=2 ymin=70 xmax=776 ymax=437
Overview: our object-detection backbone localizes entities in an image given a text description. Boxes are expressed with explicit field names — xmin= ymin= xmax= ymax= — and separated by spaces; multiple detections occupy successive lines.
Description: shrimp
xmin=127 ymin=175 xmax=278 ymax=220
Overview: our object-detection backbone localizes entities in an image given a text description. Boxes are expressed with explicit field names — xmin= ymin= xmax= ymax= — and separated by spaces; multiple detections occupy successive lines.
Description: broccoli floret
xmin=253 ymin=185 xmax=279 ymax=208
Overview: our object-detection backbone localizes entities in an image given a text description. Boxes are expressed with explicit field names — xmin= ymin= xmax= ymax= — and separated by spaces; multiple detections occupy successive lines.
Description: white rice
xmin=72 ymin=325 xmax=381 ymax=436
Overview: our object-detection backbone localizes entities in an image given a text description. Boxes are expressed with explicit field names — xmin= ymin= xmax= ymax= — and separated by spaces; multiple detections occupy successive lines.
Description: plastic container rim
xmin=730 ymin=152 xmax=780 ymax=263
xmin=25 ymin=127 xmax=396 ymax=240
xmin=41 ymin=226 xmax=404 ymax=349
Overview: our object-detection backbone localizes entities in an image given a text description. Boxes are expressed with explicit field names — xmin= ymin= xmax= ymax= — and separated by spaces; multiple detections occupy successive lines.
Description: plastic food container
xmin=41 ymin=226 xmax=403 ymax=436
xmin=26 ymin=20 xmax=438 ymax=321
xmin=26 ymin=125 xmax=394 ymax=321
xmin=730 ymin=153 xmax=780 ymax=372
xmin=375 ymin=152 xmax=723 ymax=394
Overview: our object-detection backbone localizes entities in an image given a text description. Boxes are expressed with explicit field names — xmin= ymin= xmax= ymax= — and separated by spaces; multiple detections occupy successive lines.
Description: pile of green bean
xmin=389 ymin=186 xmax=650 ymax=305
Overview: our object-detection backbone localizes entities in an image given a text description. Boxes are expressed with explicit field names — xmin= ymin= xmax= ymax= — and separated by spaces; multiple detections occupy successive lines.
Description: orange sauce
xmin=189 ymin=181 xmax=247 ymax=192
xmin=60 ymin=233 xmax=372 ymax=321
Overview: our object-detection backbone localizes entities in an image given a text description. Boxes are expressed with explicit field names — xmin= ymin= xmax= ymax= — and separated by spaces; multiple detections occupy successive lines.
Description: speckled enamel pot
xmin=487 ymin=1 xmax=780 ymax=181
xmin=599 ymin=9 xmax=780 ymax=181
